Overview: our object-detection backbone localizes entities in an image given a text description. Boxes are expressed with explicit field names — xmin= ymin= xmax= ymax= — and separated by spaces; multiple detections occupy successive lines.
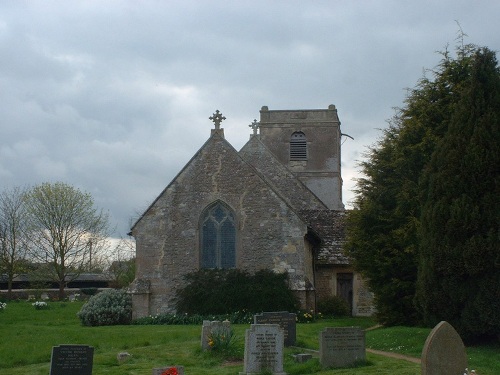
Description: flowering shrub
xmin=77 ymin=289 xmax=132 ymax=326
xmin=206 ymin=325 xmax=239 ymax=359
xmin=0 ymin=302 xmax=6 ymax=311
xmin=132 ymin=310 xmax=253 ymax=325
xmin=32 ymin=301 xmax=48 ymax=310
xmin=208 ymin=325 xmax=235 ymax=351
xmin=296 ymin=310 xmax=322 ymax=323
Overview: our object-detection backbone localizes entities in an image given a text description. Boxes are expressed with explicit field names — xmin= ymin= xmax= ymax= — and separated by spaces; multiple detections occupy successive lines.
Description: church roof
xmin=240 ymin=136 xmax=349 ymax=266
xmin=239 ymin=136 xmax=328 ymax=212
xmin=299 ymin=209 xmax=350 ymax=265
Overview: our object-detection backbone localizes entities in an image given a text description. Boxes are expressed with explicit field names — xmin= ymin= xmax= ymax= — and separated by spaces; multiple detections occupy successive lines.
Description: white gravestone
xmin=240 ymin=324 xmax=286 ymax=375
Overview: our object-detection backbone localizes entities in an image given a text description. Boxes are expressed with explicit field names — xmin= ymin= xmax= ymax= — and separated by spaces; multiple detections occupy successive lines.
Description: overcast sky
xmin=1 ymin=1 xmax=499 ymax=238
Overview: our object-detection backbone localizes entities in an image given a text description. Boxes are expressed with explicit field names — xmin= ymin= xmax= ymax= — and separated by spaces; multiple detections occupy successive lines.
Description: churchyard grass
xmin=0 ymin=301 xmax=498 ymax=374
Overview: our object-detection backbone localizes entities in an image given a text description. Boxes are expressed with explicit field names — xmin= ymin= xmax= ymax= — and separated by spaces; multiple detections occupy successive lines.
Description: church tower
xmin=258 ymin=105 xmax=344 ymax=210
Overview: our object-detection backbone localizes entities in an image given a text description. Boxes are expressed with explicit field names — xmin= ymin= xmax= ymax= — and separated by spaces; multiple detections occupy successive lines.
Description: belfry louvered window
xmin=200 ymin=201 xmax=236 ymax=269
xmin=290 ymin=131 xmax=307 ymax=160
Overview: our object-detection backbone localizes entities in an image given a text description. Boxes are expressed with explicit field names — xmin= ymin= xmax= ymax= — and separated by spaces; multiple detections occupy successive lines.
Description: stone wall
xmin=131 ymin=132 xmax=313 ymax=317
xmin=258 ymin=105 xmax=344 ymax=210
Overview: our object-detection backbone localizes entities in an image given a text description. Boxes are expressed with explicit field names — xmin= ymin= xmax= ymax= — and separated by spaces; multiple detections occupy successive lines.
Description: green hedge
xmin=175 ymin=269 xmax=299 ymax=315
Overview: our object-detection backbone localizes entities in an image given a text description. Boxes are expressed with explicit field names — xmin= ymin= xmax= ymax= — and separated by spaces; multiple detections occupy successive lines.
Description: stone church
xmin=129 ymin=105 xmax=374 ymax=319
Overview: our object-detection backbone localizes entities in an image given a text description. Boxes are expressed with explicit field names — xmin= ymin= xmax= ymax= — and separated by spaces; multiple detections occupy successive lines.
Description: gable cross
xmin=249 ymin=119 xmax=260 ymax=135
xmin=209 ymin=110 xmax=226 ymax=130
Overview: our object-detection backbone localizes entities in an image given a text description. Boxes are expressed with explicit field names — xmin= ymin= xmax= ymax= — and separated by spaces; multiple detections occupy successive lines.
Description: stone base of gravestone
xmin=254 ymin=311 xmax=296 ymax=347
xmin=201 ymin=320 xmax=231 ymax=350
xmin=421 ymin=321 xmax=468 ymax=375
xmin=239 ymin=324 xmax=287 ymax=375
xmin=319 ymin=327 xmax=365 ymax=368
xmin=152 ymin=365 xmax=185 ymax=375
xmin=50 ymin=345 xmax=94 ymax=375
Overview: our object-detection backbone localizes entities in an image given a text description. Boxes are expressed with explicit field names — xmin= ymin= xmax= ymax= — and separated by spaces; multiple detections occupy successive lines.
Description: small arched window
xmin=200 ymin=201 xmax=236 ymax=269
xmin=290 ymin=131 xmax=307 ymax=160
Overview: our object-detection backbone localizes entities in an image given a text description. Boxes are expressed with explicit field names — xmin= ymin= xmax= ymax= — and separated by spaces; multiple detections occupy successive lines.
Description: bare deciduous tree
xmin=24 ymin=182 xmax=110 ymax=299
xmin=0 ymin=186 xmax=29 ymax=298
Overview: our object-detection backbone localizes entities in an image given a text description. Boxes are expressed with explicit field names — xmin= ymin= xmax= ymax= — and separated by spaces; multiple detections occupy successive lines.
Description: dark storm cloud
xmin=1 ymin=0 xmax=499 ymax=235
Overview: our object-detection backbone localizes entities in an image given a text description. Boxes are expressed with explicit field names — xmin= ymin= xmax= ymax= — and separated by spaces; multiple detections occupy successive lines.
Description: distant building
xmin=0 ymin=273 xmax=111 ymax=290
xmin=129 ymin=105 xmax=374 ymax=319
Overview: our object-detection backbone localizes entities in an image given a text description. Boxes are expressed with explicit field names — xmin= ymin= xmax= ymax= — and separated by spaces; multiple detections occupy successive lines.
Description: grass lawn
xmin=0 ymin=301 xmax=498 ymax=374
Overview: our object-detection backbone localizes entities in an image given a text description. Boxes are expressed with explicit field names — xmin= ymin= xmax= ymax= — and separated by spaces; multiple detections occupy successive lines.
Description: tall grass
xmin=0 ymin=301 xmax=497 ymax=374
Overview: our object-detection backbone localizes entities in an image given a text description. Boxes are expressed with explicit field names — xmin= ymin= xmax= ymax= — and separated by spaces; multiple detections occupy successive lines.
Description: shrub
xmin=77 ymin=289 xmax=132 ymax=326
xmin=175 ymin=269 xmax=299 ymax=315
xmin=32 ymin=301 xmax=48 ymax=310
xmin=317 ymin=296 xmax=351 ymax=317
xmin=132 ymin=310 xmax=254 ymax=325
xmin=80 ymin=287 xmax=98 ymax=296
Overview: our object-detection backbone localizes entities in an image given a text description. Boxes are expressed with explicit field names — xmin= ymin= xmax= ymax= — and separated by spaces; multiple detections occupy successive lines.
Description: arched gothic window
xmin=200 ymin=201 xmax=236 ymax=269
xmin=290 ymin=131 xmax=307 ymax=160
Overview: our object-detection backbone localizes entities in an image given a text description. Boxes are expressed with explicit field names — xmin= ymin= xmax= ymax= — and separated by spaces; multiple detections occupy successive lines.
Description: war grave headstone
xmin=50 ymin=345 xmax=94 ymax=375
xmin=201 ymin=320 xmax=231 ymax=350
xmin=254 ymin=311 xmax=296 ymax=347
xmin=319 ymin=327 xmax=365 ymax=368
xmin=152 ymin=365 xmax=185 ymax=375
xmin=421 ymin=321 xmax=468 ymax=375
xmin=240 ymin=324 xmax=286 ymax=375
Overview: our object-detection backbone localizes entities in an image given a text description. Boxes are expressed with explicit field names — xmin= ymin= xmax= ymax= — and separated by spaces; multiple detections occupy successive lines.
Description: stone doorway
xmin=336 ymin=273 xmax=353 ymax=315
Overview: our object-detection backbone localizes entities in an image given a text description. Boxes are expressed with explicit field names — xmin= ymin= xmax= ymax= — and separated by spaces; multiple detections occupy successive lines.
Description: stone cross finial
xmin=209 ymin=110 xmax=226 ymax=130
xmin=249 ymin=119 xmax=259 ymax=135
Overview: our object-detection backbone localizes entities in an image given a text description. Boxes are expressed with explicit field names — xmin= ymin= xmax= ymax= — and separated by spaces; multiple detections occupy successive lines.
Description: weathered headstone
xmin=254 ymin=311 xmax=296 ymax=347
xmin=421 ymin=321 xmax=468 ymax=375
xmin=240 ymin=324 xmax=286 ymax=375
xmin=50 ymin=345 xmax=94 ymax=375
xmin=117 ymin=351 xmax=131 ymax=363
xmin=152 ymin=365 xmax=185 ymax=375
xmin=319 ymin=327 xmax=365 ymax=368
xmin=201 ymin=320 xmax=231 ymax=350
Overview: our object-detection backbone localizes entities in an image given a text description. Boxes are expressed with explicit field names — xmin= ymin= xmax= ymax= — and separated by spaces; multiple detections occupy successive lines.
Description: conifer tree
xmin=345 ymin=42 xmax=490 ymax=326
xmin=417 ymin=47 xmax=500 ymax=341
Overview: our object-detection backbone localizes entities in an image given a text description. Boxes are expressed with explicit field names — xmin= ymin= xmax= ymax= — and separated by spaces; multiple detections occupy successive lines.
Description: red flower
xmin=160 ymin=367 xmax=179 ymax=375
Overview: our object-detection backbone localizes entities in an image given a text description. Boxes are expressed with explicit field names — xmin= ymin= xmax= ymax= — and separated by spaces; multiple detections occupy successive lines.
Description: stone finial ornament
xmin=209 ymin=110 xmax=226 ymax=129
xmin=249 ymin=119 xmax=259 ymax=135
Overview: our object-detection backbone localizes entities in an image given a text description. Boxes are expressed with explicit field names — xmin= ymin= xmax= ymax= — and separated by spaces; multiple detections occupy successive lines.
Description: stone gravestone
xmin=319 ymin=327 xmax=365 ymax=368
xmin=254 ymin=311 xmax=296 ymax=347
xmin=201 ymin=320 xmax=231 ymax=350
xmin=50 ymin=345 xmax=94 ymax=375
xmin=421 ymin=321 xmax=468 ymax=375
xmin=152 ymin=365 xmax=185 ymax=375
xmin=240 ymin=324 xmax=286 ymax=375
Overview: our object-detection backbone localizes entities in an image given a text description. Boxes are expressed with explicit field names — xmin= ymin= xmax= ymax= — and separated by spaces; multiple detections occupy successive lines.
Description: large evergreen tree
xmin=345 ymin=43 xmax=492 ymax=327
xmin=417 ymin=47 xmax=500 ymax=341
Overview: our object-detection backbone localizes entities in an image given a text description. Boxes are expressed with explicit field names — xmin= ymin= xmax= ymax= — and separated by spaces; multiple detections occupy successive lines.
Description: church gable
xmin=130 ymin=107 xmax=374 ymax=319
xmin=239 ymin=136 xmax=328 ymax=212
xmin=131 ymin=128 xmax=313 ymax=314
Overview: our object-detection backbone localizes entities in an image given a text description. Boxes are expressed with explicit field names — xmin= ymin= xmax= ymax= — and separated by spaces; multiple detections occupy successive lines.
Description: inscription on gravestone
xmin=50 ymin=345 xmax=94 ymax=375
xmin=254 ymin=311 xmax=296 ymax=347
xmin=319 ymin=327 xmax=365 ymax=368
xmin=421 ymin=321 xmax=468 ymax=375
xmin=240 ymin=324 xmax=286 ymax=375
